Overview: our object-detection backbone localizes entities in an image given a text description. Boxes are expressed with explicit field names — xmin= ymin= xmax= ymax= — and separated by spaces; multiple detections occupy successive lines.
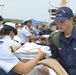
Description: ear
xmin=10 ymin=31 xmax=13 ymax=34
xmin=70 ymin=17 xmax=73 ymax=21
xmin=9 ymin=31 xmax=13 ymax=36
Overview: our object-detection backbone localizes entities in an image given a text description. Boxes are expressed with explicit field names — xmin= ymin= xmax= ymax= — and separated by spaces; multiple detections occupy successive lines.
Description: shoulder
xmin=21 ymin=26 xmax=28 ymax=33
xmin=25 ymin=26 xmax=28 ymax=30
xmin=49 ymin=30 xmax=60 ymax=39
xmin=21 ymin=26 xmax=27 ymax=30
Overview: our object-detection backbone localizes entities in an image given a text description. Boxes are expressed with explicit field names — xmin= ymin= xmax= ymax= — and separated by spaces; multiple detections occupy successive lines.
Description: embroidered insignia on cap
xmin=56 ymin=14 xmax=62 ymax=16
xmin=61 ymin=9 xmax=66 ymax=13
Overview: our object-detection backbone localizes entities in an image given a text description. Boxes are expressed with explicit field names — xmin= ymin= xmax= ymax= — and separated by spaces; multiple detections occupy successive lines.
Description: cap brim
xmin=0 ymin=16 xmax=3 ymax=21
xmin=55 ymin=17 xmax=67 ymax=20
xmin=3 ymin=25 xmax=17 ymax=35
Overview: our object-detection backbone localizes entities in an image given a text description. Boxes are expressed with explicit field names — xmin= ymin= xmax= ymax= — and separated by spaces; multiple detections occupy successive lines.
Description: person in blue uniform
xmin=39 ymin=6 xmax=76 ymax=75
xmin=49 ymin=20 xmax=58 ymax=32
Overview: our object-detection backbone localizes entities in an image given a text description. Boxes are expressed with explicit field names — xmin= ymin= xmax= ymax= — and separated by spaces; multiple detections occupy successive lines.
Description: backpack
xmin=49 ymin=30 xmax=60 ymax=48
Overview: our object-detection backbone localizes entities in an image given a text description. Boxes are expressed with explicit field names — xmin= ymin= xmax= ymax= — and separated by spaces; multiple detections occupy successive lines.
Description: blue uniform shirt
xmin=50 ymin=26 xmax=76 ymax=75
xmin=34 ymin=29 xmax=40 ymax=36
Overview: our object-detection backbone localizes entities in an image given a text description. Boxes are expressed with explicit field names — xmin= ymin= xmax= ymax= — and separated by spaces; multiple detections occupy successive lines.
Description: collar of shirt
xmin=59 ymin=26 xmax=76 ymax=40
xmin=3 ymin=35 xmax=12 ymax=40
xmin=24 ymin=25 xmax=30 ymax=32
xmin=59 ymin=26 xmax=76 ymax=44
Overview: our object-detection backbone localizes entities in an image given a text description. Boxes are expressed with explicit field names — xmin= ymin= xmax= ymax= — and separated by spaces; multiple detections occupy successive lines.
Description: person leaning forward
xmin=0 ymin=43 xmax=46 ymax=74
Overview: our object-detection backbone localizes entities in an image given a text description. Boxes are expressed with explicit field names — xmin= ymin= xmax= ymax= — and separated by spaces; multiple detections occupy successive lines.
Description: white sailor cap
xmin=3 ymin=22 xmax=17 ymax=35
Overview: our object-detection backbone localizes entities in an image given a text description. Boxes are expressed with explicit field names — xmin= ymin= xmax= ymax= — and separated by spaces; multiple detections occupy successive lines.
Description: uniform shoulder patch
xmin=0 ymin=41 xmax=4 ymax=44
xmin=25 ymin=27 xmax=27 ymax=29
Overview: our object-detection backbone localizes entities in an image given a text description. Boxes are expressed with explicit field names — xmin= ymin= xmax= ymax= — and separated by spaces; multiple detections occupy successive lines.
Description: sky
xmin=0 ymin=0 xmax=76 ymax=21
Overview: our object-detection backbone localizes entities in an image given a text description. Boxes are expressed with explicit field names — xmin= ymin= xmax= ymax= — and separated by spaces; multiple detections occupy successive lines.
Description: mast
xmin=48 ymin=0 xmax=67 ymax=24
xmin=61 ymin=0 xmax=66 ymax=6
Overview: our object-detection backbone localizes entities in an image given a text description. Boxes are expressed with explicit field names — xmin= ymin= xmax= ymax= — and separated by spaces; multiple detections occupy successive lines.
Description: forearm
xmin=12 ymin=54 xmax=41 ymax=74
xmin=28 ymin=35 xmax=44 ymax=41
xmin=28 ymin=35 xmax=39 ymax=40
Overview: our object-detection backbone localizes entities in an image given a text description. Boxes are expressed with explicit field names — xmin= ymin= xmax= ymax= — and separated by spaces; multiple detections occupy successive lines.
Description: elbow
xmin=13 ymin=70 xmax=29 ymax=74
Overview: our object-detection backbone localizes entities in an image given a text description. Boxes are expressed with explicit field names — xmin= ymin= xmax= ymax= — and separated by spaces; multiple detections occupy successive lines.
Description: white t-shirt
xmin=19 ymin=25 xmax=32 ymax=43
xmin=0 ymin=44 xmax=19 ymax=73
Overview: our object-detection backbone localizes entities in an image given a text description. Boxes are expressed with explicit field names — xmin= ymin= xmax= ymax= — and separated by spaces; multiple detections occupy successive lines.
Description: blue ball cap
xmin=0 ymin=15 xmax=3 ymax=21
xmin=55 ymin=6 xmax=73 ymax=20
xmin=50 ymin=21 xmax=57 ymax=26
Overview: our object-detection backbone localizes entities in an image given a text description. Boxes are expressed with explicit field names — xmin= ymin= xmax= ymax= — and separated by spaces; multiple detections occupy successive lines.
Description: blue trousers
xmin=0 ymin=69 xmax=21 ymax=75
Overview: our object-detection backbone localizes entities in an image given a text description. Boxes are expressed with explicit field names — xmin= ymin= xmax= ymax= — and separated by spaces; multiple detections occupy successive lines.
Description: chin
xmin=59 ymin=29 xmax=64 ymax=32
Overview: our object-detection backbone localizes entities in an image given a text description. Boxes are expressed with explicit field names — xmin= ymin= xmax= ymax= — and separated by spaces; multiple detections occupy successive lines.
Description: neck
xmin=64 ymin=25 xmax=73 ymax=38
xmin=26 ymin=25 xmax=30 ymax=28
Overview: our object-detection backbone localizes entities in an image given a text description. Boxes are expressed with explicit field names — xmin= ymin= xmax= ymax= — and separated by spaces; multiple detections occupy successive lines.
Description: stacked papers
xmin=15 ymin=42 xmax=52 ymax=60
